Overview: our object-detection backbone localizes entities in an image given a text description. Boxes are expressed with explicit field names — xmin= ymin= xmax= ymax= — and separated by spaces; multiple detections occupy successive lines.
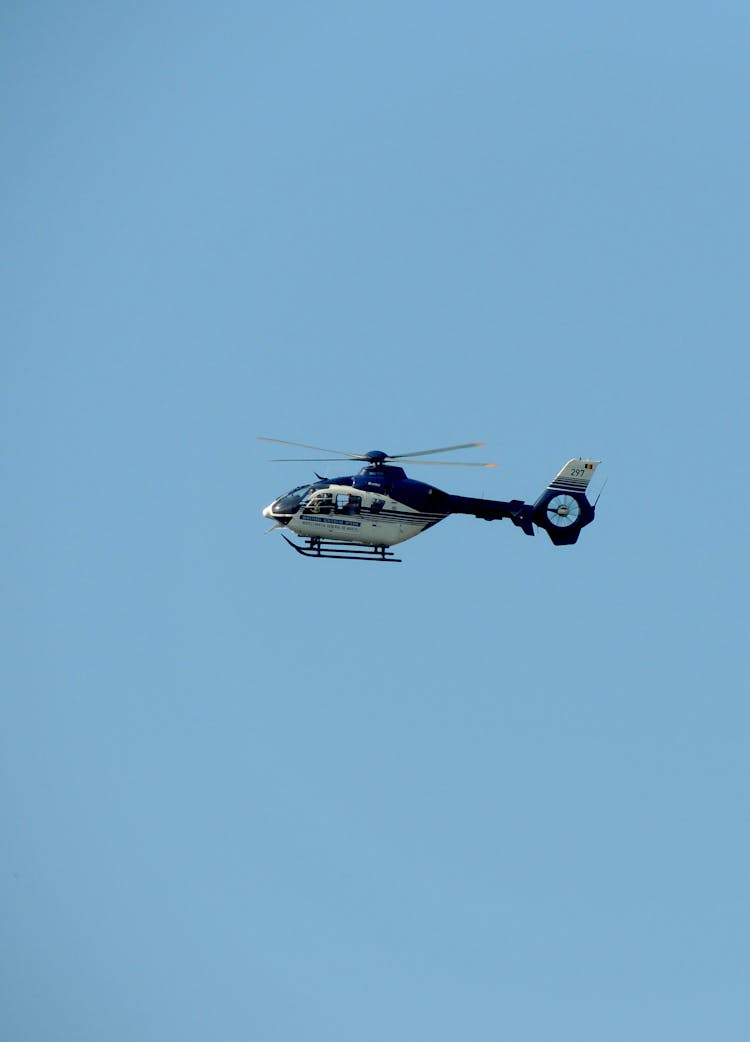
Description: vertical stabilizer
xmin=547 ymin=459 xmax=600 ymax=494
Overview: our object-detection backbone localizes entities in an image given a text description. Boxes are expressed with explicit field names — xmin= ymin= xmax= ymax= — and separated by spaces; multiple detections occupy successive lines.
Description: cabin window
xmin=335 ymin=494 xmax=362 ymax=515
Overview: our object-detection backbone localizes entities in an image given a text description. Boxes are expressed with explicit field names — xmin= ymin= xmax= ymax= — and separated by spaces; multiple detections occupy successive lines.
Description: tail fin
xmin=532 ymin=458 xmax=601 ymax=546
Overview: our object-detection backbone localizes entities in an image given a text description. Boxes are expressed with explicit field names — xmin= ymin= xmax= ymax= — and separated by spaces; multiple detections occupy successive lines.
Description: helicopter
xmin=260 ymin=437 xmax=602 ymax=562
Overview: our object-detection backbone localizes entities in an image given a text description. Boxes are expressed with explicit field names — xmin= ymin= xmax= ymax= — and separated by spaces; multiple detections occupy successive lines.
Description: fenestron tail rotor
xmin=258 ymin=437 xmax=497 ymax=467
xmin=546 ymin=494 xmax=581 ymax=527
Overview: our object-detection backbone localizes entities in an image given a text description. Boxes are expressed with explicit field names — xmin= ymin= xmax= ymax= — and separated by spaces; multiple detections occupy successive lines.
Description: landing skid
xmin=282 ymin=535 xmax=401 ymax=562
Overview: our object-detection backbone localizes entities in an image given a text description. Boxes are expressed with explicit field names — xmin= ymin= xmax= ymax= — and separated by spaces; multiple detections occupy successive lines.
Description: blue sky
xmin=2 ymin=3 xmax=749 ymax=1040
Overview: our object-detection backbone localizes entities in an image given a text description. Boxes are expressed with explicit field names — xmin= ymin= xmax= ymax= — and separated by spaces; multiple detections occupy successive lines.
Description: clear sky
xmin=2 ymin=3 xmax=749 ymax=1040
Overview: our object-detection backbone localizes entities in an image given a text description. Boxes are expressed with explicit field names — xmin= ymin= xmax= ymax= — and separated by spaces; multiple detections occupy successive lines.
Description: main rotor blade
xmin=258 ymin=436 xmax=368 ymax=460
xmin=387 ymin=442 xmax=487 ymax=459
xmin=267 ymin=457 xmax=355 ymax=463
xmin=401 ymin=459 xmax=498 ymax=467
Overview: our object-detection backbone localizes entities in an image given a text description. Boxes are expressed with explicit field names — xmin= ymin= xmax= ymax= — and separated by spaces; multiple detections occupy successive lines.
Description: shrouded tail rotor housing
xmin=532 ymin=458 xmax=600 ymax=545
xmin=533 ymin=489 xmax=595 ymax=545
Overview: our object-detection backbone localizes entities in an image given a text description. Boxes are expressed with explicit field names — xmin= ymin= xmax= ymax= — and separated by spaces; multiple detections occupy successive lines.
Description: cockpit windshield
xmin=276 ymin=484 xmax=309 ymax=503
xmin=272 ymin=484 xmax=316 ymax=514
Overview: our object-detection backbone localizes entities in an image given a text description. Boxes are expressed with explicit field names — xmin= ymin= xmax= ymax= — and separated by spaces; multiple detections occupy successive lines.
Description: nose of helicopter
xmin=262 ymin=504 xmax=274 ymax=519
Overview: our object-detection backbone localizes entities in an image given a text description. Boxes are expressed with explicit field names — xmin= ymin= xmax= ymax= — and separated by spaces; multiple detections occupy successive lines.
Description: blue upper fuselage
xmin=270 ymin=465 xmax=453 ymax=516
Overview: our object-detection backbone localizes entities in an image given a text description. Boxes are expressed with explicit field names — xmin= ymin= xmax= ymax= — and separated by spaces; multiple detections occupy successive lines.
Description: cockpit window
xmin=275 ymin=483 xmax=306 ymax=501
xmin=273 ymin=481 xmax=332 ymax=514
xmin=273 ymin=485 xmax=313 ymax=513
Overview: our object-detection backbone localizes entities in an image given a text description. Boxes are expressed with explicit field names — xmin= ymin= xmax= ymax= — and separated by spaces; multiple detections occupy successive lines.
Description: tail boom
xmin=448 ymin=458 xmax=600 ymax=546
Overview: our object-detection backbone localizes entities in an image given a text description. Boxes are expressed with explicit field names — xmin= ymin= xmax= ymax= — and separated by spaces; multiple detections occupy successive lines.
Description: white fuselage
xmin=265 ymin=483 xmax=447 ymax=547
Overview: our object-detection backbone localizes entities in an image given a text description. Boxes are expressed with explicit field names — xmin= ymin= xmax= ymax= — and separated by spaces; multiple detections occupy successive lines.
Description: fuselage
xmin=262 ymin=466 xmax=451 ymax=547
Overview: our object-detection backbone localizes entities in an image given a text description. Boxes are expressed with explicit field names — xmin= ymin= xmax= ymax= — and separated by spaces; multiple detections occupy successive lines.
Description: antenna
xmin=593 ymin=478 xmax=608 ymax=508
